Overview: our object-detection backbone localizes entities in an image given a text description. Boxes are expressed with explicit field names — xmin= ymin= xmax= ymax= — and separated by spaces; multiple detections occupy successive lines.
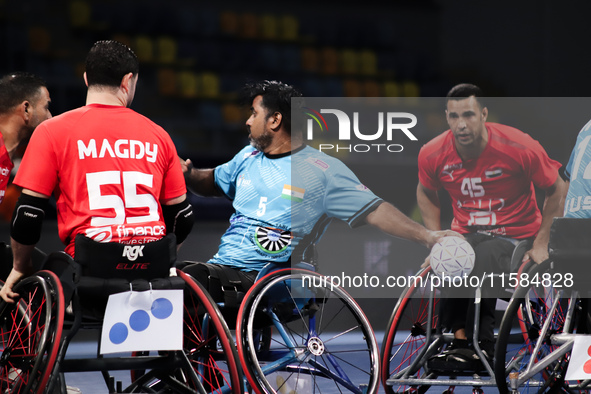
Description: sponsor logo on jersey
xmin=77 ymin=139 xmax=158 ymax=163
xmin=281 ymin=184 xmax=305 ymax=202
xmin=237 ymin=174 xmax=252 ymax=187
xmin=122 ymin=245 xmax=145 ymax=261
xmin=305 ymin=157 xmax=329 ymax=171
xmin=0 ymin=166 xmax=10 ymax=176
xmin=86 ymin=226 xmax=113 ymax=242
xmin=443 ymin=162 xmax=462 ymax=180
xmin=255 ymin=227 xmax=292 ymax=254
xmin=485 ymin=168 xmax=503 ymax=178
xmin=116 ymin=224 xmax=166 ymax=238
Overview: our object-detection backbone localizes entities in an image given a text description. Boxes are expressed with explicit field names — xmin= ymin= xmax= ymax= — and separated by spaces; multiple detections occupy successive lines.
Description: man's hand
xmin=424 ymin=229 xmax=464 ymax=249
xmin=0 ymin=269 xmax=25 ymax=303
xmin=421 ymin=230 xmax=464 ymax=268
xmin=179 ymin=157 xmax=194 ymax=177
xmin=523 ymin=243 xmax=549 ymax=265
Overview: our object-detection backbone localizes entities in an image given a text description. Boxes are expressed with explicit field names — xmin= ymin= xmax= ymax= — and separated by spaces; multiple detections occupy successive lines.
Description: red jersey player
xmin=418 ymin=84 xmax=566 ymax=370
xmin=0 ymin=41 xmax=194 ymax=303
xmin=0 ymin=72 xmax=52 ymax=280
xmin=0 ymin=72 xmax=52 ymax=205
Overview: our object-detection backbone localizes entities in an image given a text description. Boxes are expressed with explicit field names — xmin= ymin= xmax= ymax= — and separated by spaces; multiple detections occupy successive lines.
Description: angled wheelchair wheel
xmin=0 ymin=271 xmax=64 ymax=394
xmin=237 ymin=268 xmax=379 ymax=394
xmin=494 ymin=260 xmax=589 ymax=393
xmin=381 ymin=267 xmax=440 ymax=394
xmin=129 ymin=269 xmax=243 ymax=394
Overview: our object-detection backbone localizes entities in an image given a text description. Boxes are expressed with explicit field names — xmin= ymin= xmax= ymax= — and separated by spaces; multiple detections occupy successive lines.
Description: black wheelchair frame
xmin=380 ymin=238 xmax=534 ymax=394
xmin=0 ymin=250 xmax=244 ymax=394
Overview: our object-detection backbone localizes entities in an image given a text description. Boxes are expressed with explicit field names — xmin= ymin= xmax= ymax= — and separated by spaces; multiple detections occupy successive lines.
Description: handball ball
xmin=430 ymin=236 xmax=475 ymax=278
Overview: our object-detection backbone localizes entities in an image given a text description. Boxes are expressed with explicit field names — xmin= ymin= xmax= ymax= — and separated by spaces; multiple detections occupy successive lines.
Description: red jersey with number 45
xmin=14 ymin=104 xmax=186 ymax=256
xmin=418 ymin=123 xmax=560 ymax=239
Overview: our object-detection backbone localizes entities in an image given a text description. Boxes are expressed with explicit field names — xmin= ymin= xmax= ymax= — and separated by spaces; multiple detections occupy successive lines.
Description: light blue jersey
xmin=564 ymin=119 xmax=591 ymax=218
xmin=208 ymin=145 xmax=383 ymax=271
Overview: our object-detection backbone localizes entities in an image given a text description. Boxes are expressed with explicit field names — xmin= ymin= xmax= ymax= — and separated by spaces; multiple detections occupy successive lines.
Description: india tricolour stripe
xmin=281 ymin=184 xmax=305 ymax=202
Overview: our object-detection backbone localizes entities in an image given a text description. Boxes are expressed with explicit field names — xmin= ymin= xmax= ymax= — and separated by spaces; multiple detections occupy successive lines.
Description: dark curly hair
xmin=0 ymin=72 xmax=47 ymax=114
xmin=240 ymin=80 xmax=302 ymax=135
xmin=85 ymin=40 xmax=139 ymax=88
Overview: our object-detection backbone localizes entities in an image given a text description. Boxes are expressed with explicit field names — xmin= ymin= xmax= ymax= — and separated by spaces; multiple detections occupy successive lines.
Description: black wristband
xmin=11 ymin=193 xmax=49 ymax=245
xmin=162 ymin=199 xmax=194 ymax=244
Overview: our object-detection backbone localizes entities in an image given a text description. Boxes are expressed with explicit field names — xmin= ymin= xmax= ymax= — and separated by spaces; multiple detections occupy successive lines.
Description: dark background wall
xmin=2 ymin=0 xmax=591 ymax=329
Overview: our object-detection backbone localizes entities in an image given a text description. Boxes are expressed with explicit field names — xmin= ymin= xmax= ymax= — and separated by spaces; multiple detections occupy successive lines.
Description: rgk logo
xmin=122 ymin=245 xmax=145 ymax=261
xmin=305 ymin=109 xmax=418 ymax=141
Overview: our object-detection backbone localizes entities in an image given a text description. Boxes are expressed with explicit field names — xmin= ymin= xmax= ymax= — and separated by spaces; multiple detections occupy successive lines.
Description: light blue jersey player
xmin=181 ymin=80 xmax=457 ymax=301
xmin=564 ymin=119 xmax=591 ymax=218
xmin=209 ymin=144 xmax=382 ymax=271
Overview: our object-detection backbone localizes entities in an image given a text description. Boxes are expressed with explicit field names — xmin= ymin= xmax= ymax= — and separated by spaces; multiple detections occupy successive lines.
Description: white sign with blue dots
xmin=100 ymin=289 xmax=183 ymax=354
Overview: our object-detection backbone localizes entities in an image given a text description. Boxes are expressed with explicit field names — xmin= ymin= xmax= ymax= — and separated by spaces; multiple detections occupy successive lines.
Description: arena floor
xmin=63 ymin=330 xmax=490 ymax=394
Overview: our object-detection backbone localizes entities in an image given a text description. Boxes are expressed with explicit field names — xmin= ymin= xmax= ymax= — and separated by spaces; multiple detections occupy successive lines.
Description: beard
xmin=249 ymin=129 xmax=273 ymax=151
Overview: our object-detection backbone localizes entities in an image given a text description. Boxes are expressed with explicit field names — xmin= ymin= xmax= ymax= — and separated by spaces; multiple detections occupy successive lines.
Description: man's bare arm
xmin=0 ymin=189 xmax=49 ymax=303
xmin=180 ymin=158 xmax=221 ymax=197
xmin=365 ymin=201 xmax=460 ymax=249
xmin=416 ymin=182 xmax=442 ymax=231
xmin=526 ymin=176 xmax=568 ymax=264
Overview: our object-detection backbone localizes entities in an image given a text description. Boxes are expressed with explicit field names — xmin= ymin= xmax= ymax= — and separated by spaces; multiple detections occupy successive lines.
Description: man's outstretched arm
xmin=365 ymin=201 xmax=460 ymax=249
xmin=180 ymin=158 xmax=222 ymax=197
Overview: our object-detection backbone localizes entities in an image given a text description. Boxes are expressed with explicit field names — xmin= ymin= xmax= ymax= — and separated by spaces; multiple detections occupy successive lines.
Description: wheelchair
xmin=0 ymin=235 xmax=244 ymax=394
xmin=493 ymin=218 xmax=591 ymax=393
xmin=380 ymin=236 xmax=534 ymax=394
xmin=227 ymin=263 xmax=381 ymax=394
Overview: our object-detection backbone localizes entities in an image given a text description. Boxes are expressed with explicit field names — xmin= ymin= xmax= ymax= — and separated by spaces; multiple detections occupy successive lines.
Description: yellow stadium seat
xmin=383 ymin=81 xmax=401 ymax=97
xmin=178 ymin=71 xmax=198 ymax=98
xmin=135 ymin=36 xmax=154 ymax=62
xmin=260 ymin=14 xmax=278 ymax=40
xmin=69 ymin=0 xmax=91 ymax=28
xmin=156 ymin=37 xmax=177 ymax=64
xmin=360 ymin=50 xmax=377 ymax=76
xmin=200 ymin=72 xmax=220 ymax=99
xmin=279 ymin=14 xmax=299 ymax=41
xmin=402 ymin=81 xmax=420 ymax=97
xmin=340 ymin=49 xmax=359 ymax=75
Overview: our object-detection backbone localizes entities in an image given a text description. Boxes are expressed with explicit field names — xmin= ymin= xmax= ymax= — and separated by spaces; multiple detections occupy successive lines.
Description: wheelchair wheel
xmin=236 ymin=268 xmax=379 ymax=394
xmin=494 ymin=260 xmax=588 ymax=393
xmin=129 ymin=269 xmax=243 ymax=394
xmin=0 ymin=271 xmax=64 ymax=394
xmin=381 ymin=267 xmax=439 ymax=394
